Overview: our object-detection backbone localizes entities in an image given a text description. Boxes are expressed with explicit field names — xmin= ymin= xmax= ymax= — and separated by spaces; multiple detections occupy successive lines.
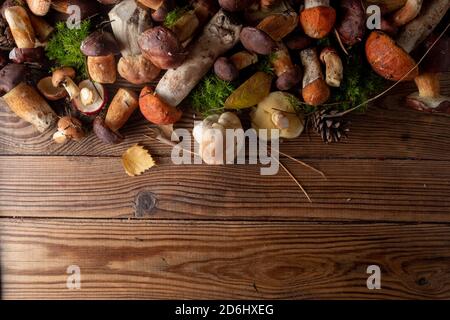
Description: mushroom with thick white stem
xmin=320 ymin=47 xmax=343 ymax=88
xmin=52 ymin=67 xmax=80 ymax=101
xmin=4 ymin=5 xmax=35 ymax=48
xmin=299 ymin=0 xmax=336 ymax=39
xmin=0 ymin=64 xmax=57 ymax=133
xmin=251 ymin=91 xmax=304 ymax=141
xmin=81 ymin=31 xmax=120 ymax=84
xmin=193 ymin=112 xmax=243 ymax=165
xmin=406 ymin=34 xmax=450 ymax=114
xmin=300 ymin=48 xmax=330 ymax=106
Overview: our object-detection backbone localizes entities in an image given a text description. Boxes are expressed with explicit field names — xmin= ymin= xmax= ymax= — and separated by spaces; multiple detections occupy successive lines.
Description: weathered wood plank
xmin=1 ymin=156 xmax=449 ymax=221
xmin=1 ymin=218 xmax=449 ymax=299
xmin=1 ymin=77 xmax=449 ymax=160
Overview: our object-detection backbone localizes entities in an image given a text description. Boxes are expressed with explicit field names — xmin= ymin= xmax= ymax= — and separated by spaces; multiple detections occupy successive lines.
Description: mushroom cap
xmin=420 ymin=34 xmax=450 ymax=74
xmin=276 ymin=66 xmax=302 ymax=91
xmin=299 ymin=6 xmax=336 ymax=39
xmin=139 ymin=86 xmax=182 ymax=125
xmin=52 ymin=67 xmax=76 ymax=87
xmin=319 ymin=47 xmax=338 ymax=62
xmin=57 ymin=116 xmax=85 ymax=141
xmin=80 ymin=31 xmax=120 ymax=57
xmin=406 ymin=92 xmax=450 ymax=114
xmin=301 ymin=78 xmax=330 ymax=106
xmin=37 ymin=76 xmax=68 ymax=101
xmin=138 ymin=26 xmax=186 ymax=70
xmin=0 ymin=63 xmax=27 ymax=94
xmin=240 ymin=27 xmax=277 ymax=55
xmin=365 ymin=31 xmax=418 ymax=81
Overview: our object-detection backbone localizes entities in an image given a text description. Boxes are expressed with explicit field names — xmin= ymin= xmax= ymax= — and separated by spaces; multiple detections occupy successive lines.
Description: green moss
xmin=190 ymin=74 xmax=236 ymax=117
xmin=45 ymin=20 xmax=91 ymax=78
xmin=164 ymin=7 xmax=189 ymax=28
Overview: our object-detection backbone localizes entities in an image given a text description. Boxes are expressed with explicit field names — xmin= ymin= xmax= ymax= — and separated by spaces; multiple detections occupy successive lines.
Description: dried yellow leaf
xmin=122 ymin=144 xmax=156 ymax=176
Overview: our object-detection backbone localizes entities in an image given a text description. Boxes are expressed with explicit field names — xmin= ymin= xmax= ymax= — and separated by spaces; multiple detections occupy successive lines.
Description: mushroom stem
xmin=300 ymin=48 xmax=330 ymax=106
xmin=392 ymin=0 xmax=423 ymax=26
xmin=414 ymin=72 xmax=440 ymax=98
xmin=271 ymin=111 xmax=289 ymax=129
xmin=396 ymin=0 xmax=449 ymax=53
xmin=304 ymin=0 xmax=329 ymax=9
xmin=62 ymin=77 xmax=80 ymax=100
xmin=4 ymin=6 xmax=36 ymax=49
xmin=320 ymin=47 xmax=343 ymax=88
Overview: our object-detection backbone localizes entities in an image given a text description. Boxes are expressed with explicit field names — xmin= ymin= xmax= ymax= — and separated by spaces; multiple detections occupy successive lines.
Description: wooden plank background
xmin=0 ymin=74 xmax=449 ymax=299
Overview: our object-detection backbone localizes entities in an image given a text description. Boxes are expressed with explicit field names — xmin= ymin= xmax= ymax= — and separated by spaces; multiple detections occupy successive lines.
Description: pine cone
xmin=311 ymin=109 xmax=350 ymax=143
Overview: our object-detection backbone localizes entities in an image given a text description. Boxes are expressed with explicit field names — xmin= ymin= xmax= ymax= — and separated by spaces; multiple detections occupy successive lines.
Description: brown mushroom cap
xmin=365 ymin=31 xmax=418 ymax=81
xmin=0 ymin=63 xmax=27 ymax=94
xmin=57 ymin=116 xmax=85 ymax=141
xmin=52 ymin=67 xmax=76 ymax=87
xmin=299 ymin=6 xmax=336 ymax=39
xmin=80 ymin=31 xmax=120 ymax=57
xmin=240 ymin=27 xmax=277 ymax=55
xmin=214 ymin=57 xmax=238 ymax=82
xmin=276 ymin=66 xmax=302 ymax=91
xmin=37 ymin=76 xmax=68 ymax=101
xmin=138 ymin=26 xmax=186 ymax=70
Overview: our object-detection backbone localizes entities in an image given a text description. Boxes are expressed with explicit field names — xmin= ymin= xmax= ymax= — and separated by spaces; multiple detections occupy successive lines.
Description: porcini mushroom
xmin=52 ymin=116 xmax=85 ymax=144
xmin=406 ymin=35 xmax=450 ymax=114
xmin=320 ymin=47 xmax=343 ymax=88
xmin=109 ymin=0 xmax=153 ymax=57
xmin=52 ymin=67 xmax=80 ymax=100
xmin=139 ymin=86 xmax=182 ymax=125
xmin=155 ymin=9 xmax=242 ymax=107
xmin=26 ymin=0 xmax=51 ymax=16
xmin=81 ymin=31 xmax=119 ymax=84
xmin=1 ymin=64 xmax=57 ymax=133
xmin=105 ymin=88 xmax=139 ymax=132
xmin=299 ymin=0 xmax=336 ymax=39
xmin=72 ymin=80 xmax=107 ymax=115
xmin=117 ymin=54 xmax=161 ymax=85
xmin=272 ymin=42 xmax=302 ymax=91
xmin=138 ymin=26 xmax=186 ymax=70
xmin=300 ymin=48 xmax=330 ymax=106
xmin=251 ymin=91 xmax=304 ymax=140
xmin=193 ymin=112 xmax=243 ymax=165
xmin=4 ymin=6 xmax=35 ymax=48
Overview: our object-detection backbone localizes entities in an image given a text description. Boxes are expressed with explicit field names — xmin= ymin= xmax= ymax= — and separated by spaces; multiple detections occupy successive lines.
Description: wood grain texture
xmin=1 ymin=76 xmax=449 ymax=160
xmin=1 ymin=218 xmax=449 ymax=299
xmin=0 ymin=156 xmax=449 ymax=221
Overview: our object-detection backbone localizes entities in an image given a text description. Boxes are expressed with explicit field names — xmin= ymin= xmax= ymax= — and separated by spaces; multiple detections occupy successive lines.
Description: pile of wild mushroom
xmin=0 ymin=0 xmax=448 ymax=163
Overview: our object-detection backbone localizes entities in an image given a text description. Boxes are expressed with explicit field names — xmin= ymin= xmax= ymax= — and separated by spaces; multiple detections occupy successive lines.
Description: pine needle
xmin=270 ymin=147 xmax=327 ymax=179
xmin=275 ymin=157 xmax=312 ymax=203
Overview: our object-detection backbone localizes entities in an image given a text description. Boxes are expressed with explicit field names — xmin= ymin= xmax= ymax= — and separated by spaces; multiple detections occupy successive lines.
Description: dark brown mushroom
xmin=240 ymin=27 xmax=277 ymax=55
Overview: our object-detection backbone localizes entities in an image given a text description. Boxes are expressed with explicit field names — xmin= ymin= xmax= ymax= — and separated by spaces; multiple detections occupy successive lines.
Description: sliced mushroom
xmin=72 ymin=80 xmax=107 ymax=115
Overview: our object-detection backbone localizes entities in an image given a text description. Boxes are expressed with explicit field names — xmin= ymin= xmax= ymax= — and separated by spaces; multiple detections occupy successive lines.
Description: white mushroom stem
xmin=4 ymin=6 xmax=36 ymax=49
xmin=392 ymin=0 xmax=423 ymax=26
xmin=271 ymin=111 xmax=290 ymax=129
xmin=62 ymin=77 xmax=80 ymax=100
xmin=415 ymin=72 xmax=440 ymax=98
xmin=300 ymin=48 xmax=323 ymax=88
xmin=396 ymin=0 xmax=450 ymax=53
xmin=304 ymin=0 xmax=329 ymax=9
xmin=320 ymin=48 xmax=343 ymax=88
